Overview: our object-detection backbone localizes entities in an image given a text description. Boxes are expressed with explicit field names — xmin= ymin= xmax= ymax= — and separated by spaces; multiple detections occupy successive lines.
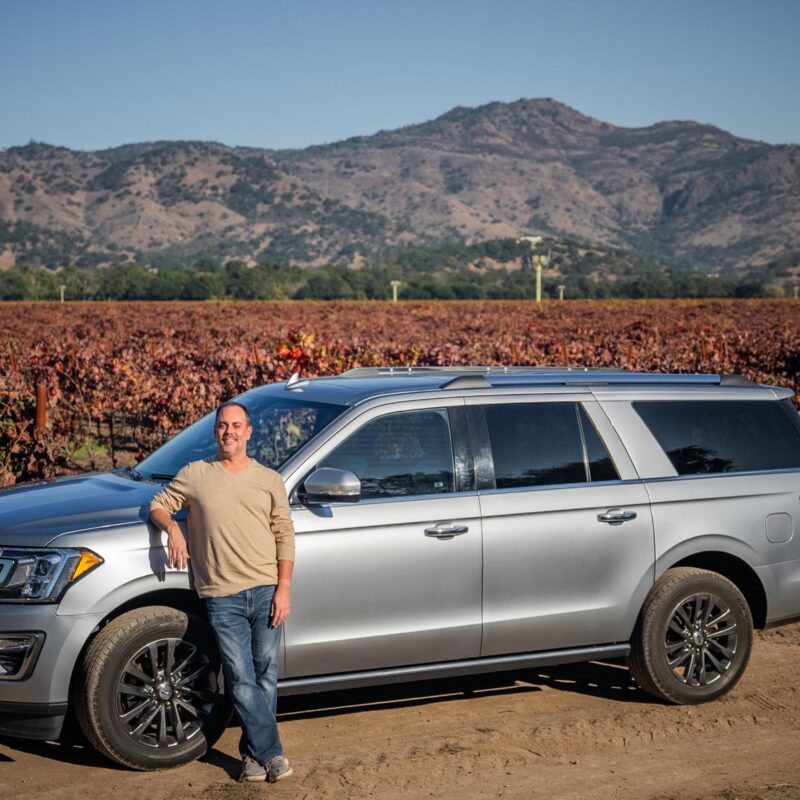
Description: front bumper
xmin=0 ymin=700 xmax=67 ymax=740
xmin=0 ymin=605 xmax=105 ymax=710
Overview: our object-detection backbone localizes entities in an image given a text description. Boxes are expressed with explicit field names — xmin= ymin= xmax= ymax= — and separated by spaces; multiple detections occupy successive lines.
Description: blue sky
xmin=1 ymin=0 xmax=798 ymax=151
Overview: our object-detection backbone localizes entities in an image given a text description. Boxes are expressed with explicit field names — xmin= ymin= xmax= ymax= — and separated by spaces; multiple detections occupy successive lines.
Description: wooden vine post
xmin=35 ymin=382 xmax=47 ymax=433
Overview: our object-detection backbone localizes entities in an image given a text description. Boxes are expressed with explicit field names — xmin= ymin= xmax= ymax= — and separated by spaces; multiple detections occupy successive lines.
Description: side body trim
xmin=278 ymin=643 xmax=630 ymax=695
xmin=764 ymin=612 xmax=800 ymax=630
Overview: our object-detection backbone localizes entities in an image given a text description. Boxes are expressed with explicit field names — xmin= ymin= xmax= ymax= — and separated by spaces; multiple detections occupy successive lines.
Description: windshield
xmin=137 ymin=394 xmax=346 ymax=479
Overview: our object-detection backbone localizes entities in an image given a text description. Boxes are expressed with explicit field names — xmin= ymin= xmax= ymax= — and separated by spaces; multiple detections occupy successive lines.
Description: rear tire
xmin=74 ymin=606 xmax=231 ymax=770
xmin=628 ymin=567 xmax=753 ymax=704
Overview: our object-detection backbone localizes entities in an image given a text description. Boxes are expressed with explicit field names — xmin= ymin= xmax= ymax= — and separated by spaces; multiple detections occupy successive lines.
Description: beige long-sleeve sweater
xmin=150 ymin=458 xmax=295 ymax=598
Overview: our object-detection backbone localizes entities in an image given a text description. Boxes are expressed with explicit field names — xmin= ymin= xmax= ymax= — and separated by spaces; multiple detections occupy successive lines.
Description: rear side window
xmin=633 ymin=400 xmax=800 ymax=476
xmin=483 ymin=402 xmax=618 ymax=489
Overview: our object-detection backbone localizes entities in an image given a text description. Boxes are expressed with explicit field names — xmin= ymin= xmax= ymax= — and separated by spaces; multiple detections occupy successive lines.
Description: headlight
xmin=0 ymin=547 xmax=103 ymax=603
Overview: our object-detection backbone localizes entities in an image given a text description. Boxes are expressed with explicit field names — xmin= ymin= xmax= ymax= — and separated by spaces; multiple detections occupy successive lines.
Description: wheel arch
xmin=73 ymin=587 xmax=206 ymax=672
xmin=99 ymin=588 xmax=205 ymax=624
xmin=665 ymin=551 xmax=767 ymax=629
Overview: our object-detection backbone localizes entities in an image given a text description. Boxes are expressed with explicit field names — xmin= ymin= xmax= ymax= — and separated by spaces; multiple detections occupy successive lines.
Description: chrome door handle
xmin=424 ymin=524 xmax=469 ymax=540
xmin=597 ymin=509 xmax=637 ymax=525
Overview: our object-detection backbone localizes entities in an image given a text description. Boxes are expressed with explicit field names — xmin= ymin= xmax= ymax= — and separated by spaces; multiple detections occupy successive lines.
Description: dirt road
xmin=3 ymin=624 xmax=800 ymax=800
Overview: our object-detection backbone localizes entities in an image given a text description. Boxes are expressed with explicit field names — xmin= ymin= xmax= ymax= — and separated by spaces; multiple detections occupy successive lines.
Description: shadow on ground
xmin=276 ymin=658 xmax=651 ymax=723
xmin=0 ymin=660 xmax=652 ymax=769
xmin=0 ymin=728 xmax=113 ymax=769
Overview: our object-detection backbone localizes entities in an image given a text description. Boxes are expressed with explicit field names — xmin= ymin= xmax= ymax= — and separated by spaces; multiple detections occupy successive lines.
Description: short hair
xmin=215 ymin=401 xmax=252 ymax=426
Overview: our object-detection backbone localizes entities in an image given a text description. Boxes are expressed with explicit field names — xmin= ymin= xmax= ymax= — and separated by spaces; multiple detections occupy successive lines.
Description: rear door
xmin=628 ymin=397 xmax=800 ymax=623
xmin=283 ymin=400 xmax=483 ymax=677
xmin=469 ymin=396 xmax=655 ymax=656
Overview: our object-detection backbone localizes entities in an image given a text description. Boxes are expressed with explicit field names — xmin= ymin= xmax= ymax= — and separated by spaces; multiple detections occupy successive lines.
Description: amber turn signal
xmin=70 ymin=550 xmax=104 ymax=583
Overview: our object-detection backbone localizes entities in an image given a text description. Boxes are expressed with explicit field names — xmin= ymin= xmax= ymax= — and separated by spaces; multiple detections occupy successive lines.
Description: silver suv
xmin=1 ymin=367 xmax=799 ymax=770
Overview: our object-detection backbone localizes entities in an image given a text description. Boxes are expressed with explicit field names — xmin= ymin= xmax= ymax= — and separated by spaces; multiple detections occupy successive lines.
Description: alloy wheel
xmin=663 ymin=592 xmax=739 ymax=687
xmin=115 ymin=637 xmax=217 ymax=749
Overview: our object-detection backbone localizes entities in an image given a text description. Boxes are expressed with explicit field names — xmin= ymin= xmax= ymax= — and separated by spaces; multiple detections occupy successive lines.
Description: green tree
xmin=0 ymin=270 xmax=28 ymax=300
xmin=96 ymin=264 xmax=153 ymax=300
xmin=59 ymin=265 xmax=99 ymax=300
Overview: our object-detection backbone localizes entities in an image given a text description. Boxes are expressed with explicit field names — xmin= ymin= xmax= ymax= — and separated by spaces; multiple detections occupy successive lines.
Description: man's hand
xmin=150 ymin=506 xmax=190 ymax=570
xmin=167 ymin=527 xmax=190 ymax=570
xmin=271 ymin=584 xmax=291 ymax=627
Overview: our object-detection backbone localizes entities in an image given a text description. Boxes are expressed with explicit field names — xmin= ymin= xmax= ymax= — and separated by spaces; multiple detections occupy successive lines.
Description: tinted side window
xmin=781 ymin=399 xmax=800 ymax=435
xmin=579 ymin=406 xmax=620 ymax=482
xmin=250 ymin=403 xmax=342 ymax=468
xmin=319 ymin=409 xmax=455 ymax=499
xmin=484 ymin=403 xmax=586 ymax=489
xmin=634 ymin=400 xmax=800 ymax=475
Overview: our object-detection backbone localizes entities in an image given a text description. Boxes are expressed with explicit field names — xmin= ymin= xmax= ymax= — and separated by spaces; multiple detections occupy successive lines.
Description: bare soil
xmin=2 ymin=624 xmax=800 ymax=800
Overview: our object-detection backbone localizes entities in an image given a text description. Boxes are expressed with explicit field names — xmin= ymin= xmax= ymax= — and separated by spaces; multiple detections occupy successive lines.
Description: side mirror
xmin=301 ymin=468 xmax=361 ymax=505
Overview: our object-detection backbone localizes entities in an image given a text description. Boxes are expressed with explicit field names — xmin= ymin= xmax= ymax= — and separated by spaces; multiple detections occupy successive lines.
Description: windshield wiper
xmin=145 ymin=473 xmax=176 ymax=482
xmin=114 ymin=466 xmax=144 ymax=481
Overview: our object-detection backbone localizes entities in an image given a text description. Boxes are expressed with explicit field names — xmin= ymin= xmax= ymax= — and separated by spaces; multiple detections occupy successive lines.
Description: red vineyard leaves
xmin=0 ymin=299 xmax=798 ymax=483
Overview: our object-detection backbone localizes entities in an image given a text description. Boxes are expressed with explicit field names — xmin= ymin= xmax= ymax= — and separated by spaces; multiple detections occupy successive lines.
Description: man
xmin=149 ymin=401 xmax=295 ymax=783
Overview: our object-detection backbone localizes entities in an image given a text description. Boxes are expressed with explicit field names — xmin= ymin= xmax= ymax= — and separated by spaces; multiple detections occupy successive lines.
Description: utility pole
xmin=531 ymin=250 xmax=551 ymax=304
xmin=534 ymin=255 xmax=544 ymax=303
xmin=517 ymin=236 xmax=545 ymax=302
xmin=390 ymin=280 xmax=401 ymax=303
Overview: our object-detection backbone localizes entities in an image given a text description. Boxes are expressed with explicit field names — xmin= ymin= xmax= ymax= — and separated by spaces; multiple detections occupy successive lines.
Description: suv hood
xmin=0 ymin=472 xmax=160 ymax=547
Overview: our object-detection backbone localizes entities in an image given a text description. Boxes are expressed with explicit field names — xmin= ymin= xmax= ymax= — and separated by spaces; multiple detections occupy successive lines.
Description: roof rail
xmin=340 ymin=366 xmax=624 ymax=378
xmin=718 ymin=374 xmax=757 ymax=387
xmin=442 ymin=374 xmax=491 ymax=390
xmin=337 ymin=367 xmax=761 ymax=388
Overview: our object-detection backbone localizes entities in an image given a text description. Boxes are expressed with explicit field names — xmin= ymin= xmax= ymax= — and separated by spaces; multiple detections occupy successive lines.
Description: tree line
xmin=0 ymin=253 xmax=792 ymax=302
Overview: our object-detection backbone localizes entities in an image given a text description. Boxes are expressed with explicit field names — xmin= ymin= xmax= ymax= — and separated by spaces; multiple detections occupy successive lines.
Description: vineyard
xmin=1 ymin=300 xmax=798 ymax=485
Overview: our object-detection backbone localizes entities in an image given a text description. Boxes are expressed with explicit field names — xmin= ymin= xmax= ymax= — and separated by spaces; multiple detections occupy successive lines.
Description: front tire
xmin=74 ymin=606 xmax=231 ymax=770
xmin=628 ymin=567 xmax=753 ymax=704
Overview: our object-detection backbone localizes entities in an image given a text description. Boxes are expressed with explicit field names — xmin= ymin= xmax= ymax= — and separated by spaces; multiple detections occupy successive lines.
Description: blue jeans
xmin=205 ymin=585 xmax=283 ymax=764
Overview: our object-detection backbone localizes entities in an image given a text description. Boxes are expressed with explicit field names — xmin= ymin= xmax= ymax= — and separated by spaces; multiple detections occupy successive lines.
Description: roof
xmin=246 ymin=367 xmax=769 ymax=407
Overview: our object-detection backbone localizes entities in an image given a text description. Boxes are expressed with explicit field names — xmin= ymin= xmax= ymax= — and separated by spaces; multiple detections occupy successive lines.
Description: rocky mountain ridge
xmin=1 ymin=98 xmax=798 ymax=271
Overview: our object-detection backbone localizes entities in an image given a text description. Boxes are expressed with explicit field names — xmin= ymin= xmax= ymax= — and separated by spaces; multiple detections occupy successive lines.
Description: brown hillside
xmin=1 ymin=99 xmax=798 ymax=269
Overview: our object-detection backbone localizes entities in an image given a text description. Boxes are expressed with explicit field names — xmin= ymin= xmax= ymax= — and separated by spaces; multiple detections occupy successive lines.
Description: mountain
xmin=1 ymin=99 xmax=799 ymax=271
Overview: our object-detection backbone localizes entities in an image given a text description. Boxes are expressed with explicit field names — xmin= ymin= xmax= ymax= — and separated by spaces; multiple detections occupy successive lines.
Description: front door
xmin=284 ymin=405 xmax=482 ymax=678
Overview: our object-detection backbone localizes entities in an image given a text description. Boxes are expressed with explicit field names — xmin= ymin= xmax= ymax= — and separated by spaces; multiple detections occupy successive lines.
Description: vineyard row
xmin=2 ymin=300 xmax=798 ymax=484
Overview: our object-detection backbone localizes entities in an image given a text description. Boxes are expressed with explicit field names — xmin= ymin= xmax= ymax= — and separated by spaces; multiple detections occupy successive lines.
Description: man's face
xmin=215 ymin=405 xmax=253 ymax=460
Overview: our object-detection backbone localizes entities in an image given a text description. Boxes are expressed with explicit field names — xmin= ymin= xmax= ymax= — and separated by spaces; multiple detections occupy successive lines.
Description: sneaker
xmin=266 ymin=754 xmax=293 ymax=783
xmin=238 ymin=755 xmax=267 ymax=783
